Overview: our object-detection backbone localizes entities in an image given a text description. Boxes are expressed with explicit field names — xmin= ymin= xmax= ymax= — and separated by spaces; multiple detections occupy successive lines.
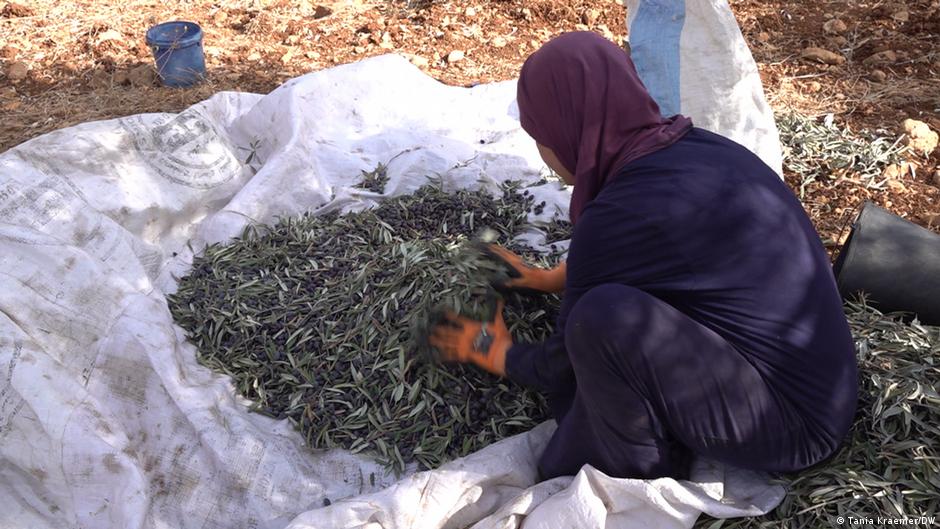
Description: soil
xmin=1 ymin=0 xmax=938 ymax=250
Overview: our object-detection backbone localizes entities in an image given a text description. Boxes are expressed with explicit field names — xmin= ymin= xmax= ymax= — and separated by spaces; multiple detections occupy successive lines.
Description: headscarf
xmin=517 ymin=32 xmax=693 ymax=223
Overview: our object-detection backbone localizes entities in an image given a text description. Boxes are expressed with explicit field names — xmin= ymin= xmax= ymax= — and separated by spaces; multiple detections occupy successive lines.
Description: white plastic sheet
xmin=0 ymin=55 xmax=784 ymax=528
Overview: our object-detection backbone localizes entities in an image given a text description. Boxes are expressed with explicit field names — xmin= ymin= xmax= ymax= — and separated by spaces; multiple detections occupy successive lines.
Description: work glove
xmin=482 ymin=244 xmax=566 ymax=295
xmin=428 ymin=299 xmax=511 ymax=377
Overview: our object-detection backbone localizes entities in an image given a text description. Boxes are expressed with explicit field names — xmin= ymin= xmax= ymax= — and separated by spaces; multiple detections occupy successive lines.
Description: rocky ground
xmin=1 ymin=0 xmax=938 ymax=248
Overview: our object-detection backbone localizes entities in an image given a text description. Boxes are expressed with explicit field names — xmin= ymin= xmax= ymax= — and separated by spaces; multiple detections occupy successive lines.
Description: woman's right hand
xmin=483 ymin=244 xmax=566 ymax=295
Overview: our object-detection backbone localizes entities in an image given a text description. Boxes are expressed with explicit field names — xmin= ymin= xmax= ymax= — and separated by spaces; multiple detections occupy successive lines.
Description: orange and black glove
xmin=482 ymin=244 xmax=566 ymax=296
xmin=428 ymin=300 xmax=512 ymax=377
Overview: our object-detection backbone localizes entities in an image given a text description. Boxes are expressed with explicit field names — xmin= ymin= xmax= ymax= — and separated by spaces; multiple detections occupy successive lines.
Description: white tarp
xmin=1 ymin=53 xmax=785 ymax=528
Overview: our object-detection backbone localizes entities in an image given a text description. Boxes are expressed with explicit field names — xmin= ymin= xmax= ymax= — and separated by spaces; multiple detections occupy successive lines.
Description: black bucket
xmin=833 ymin=202 xmax=940 ymax=324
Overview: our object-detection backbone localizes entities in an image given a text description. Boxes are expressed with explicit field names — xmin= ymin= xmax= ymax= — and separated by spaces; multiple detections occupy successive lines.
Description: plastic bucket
xmin=146 ymin=21 xmax=206 ymax=88
xmin=833 ymin=201 xmax=940 ymax=324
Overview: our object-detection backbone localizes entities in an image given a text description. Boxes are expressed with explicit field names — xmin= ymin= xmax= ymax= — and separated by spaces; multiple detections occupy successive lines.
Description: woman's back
xmin=568 ymin=127 xmax=858 ymax=443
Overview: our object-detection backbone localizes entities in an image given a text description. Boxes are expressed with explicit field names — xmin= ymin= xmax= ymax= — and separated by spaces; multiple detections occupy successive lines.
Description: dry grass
xmin=0 ymin=0 xmax=629 ymax=151
xmin=0 ymin=0 xmax=368 ymax=149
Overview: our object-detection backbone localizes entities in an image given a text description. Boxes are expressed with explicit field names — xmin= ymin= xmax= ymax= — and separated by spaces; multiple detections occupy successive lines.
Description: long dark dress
xmin=505 ymin=128 xmax=858 ymax=480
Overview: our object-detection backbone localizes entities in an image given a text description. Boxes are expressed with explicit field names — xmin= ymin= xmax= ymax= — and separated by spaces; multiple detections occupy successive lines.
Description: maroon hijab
xmin=517 ymin=32 xmax=693 ymax=223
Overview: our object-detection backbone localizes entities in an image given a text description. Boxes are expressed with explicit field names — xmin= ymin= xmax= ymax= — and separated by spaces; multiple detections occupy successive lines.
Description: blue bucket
xmin=146 ymin=21 xmax=206 ymax=88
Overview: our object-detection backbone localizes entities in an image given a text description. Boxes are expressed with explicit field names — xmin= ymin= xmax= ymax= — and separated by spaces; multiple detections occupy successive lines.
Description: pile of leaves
xmin=696 ymin=301 xmax=940 ymax=528
xmin=776 ymin=112 xmax=907 ymax=198
xmin=169 ymin=180 xmax=571 ymax=472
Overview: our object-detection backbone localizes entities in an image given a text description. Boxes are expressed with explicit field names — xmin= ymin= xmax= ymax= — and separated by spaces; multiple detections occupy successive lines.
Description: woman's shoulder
xmin=610 ymin=127 xmax=782 ymax=203
xmin=621 ymin=126 xmax=767 ymax=171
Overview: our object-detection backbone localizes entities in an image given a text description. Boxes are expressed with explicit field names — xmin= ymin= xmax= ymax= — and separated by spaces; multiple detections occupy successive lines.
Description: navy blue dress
xmin=506 ymin=128 xmax=858 ymax=480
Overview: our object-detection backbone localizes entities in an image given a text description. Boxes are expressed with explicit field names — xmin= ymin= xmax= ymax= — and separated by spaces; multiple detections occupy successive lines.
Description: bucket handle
xmin=835 ymin=201 xmax=866 ymax=250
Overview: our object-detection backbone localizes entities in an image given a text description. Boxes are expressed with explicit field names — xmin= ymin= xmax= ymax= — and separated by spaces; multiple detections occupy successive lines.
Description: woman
xmin=429 ymin=32 xmax=857 ymax=481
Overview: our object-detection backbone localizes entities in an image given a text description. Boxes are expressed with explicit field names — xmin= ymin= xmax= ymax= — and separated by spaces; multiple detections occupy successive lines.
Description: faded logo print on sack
xmin=121 ymin=110 xmax=240 ymax=189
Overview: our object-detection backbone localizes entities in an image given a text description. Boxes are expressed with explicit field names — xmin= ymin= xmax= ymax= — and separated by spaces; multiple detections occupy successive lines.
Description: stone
xmin=870 ymin=69 xmax=887 ymax=82
xmin=6 ymin=61 xmax=27 ymax=81
xmin=801 ymin=47 xmax=845 ymax=65
xmin=823 ymin=19 xmax=848 ymax=33
xmin=447 ymin=50 xmax=464 ymax=63
xmin=863 ymin=50 xmax=897 ymax=65
xmin=807 ymin=81 xmax=822 ymax=92
xmin=883 ymin=164 xmax=902 ymax=179
xmin=886 ymin=179 xmax=907 ymax=192
xmin=903 ymin=119 xmax=939 ymax=156
xmin=212 ymin=9 xmax=228 ymax=24
xmin=892 ymin=9 xmax=909 ymax=23
xmin=582 ymin=8 xmax=600 ymax=26
xmin=128 ymin=64 xmax=156 ymax=87
xmin=933 ymin=169 xmax=940 ymax=187
xmin=465 ymin=6 xmax=476 ymax=17
xmin=96 ymin=28 xmax=123 ymax=45
xmin=313 ymin=5 xmax=332 ymax=19
xmin=829 ymin=35 xmax=848 ymax=47
xmin=408 ymin=54 xmax=429 ymax=68
xmin=756 ymin=32 xmax=771 ymax=43
xmin=491 ymin=36 xmax=507 ymax=48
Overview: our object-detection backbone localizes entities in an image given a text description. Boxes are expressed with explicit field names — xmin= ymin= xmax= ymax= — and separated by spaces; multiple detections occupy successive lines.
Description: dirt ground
xmin=2 ymin=0 xmax=939 ymax=249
